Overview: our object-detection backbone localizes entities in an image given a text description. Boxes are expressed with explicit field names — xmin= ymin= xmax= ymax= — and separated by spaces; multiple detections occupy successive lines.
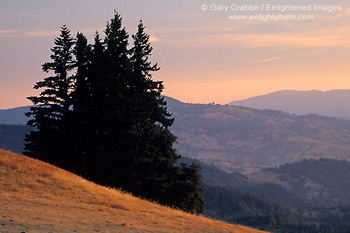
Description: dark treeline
xmin=24 ymin=12 xmax=204 ymax=214
xmin=203 ymin=185 xmax=332 ymax=233
xmin=204 ymin=184 xmax=350 ymax=233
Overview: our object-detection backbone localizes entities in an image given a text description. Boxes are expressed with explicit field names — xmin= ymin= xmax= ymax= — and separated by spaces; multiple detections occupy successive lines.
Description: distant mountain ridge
xmin=0 ymin=106 xmax=31 ymax=125
xmin=230 ymin=89 xmax=350 ymax=119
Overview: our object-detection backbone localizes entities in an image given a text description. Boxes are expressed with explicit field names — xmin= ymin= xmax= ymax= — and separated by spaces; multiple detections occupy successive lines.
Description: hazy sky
xmin=1 ymin=0 xmax=350 ymax=109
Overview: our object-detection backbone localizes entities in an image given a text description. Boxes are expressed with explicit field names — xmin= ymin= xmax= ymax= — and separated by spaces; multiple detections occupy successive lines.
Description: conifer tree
xmin=85 ymin=32 xmax=107 ymax=159
xmin=24 ymin=25 xmax=75 ymax=168
xmin=87 ymin=13 xmax=134 ymax=184
xmin=102 ymin=13 xmax=131 ymax=157
xmin=130 ymin=20 xmax=173 ymax=127
xmin=83 ymin=32 xmax=107 ymax=163
xmin=127 ymin=21 xmax=205 ymax=213
xmin=73 ymin=32 xmax=91 ymax=117
xmin=71 ymin=32 xmax=92 ymax=170
xmin=168 ymin=163 xmax=205 ymax=214
xmin=126 ymin=20 xmax=178 ymax=196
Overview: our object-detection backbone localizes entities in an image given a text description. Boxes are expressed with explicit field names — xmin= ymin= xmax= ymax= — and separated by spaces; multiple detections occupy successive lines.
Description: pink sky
xmin=1 ymin=0 xmax=350 ymax=109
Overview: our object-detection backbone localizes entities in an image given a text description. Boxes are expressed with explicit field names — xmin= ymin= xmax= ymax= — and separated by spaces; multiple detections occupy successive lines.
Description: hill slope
xmin=0 ymin=149 xmax=265 ymax=233
xmin=229 ymin=89 xmax=350 ymax=119
xmin=0 ymin=124 xmax=30 ymax=153
xmin=0 ymin=106 xmax=31 ymax=124
xmin=247 ymin=158 xmax=350 ymax=207
xmin=166 ymin=97 xmax=350 ymax=173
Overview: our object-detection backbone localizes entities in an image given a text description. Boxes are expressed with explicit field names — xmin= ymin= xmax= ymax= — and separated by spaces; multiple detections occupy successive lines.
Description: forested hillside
xmin=180 ymin=157 xmax=311 ymax=210
xmin=248 ymin=158 xmax=350 ymax=207
xmin=198 ymin=157 xmax=350 ymax=232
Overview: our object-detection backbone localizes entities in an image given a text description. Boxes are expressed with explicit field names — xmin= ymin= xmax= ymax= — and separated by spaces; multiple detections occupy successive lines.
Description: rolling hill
xmin=229 ymin=89 xmax=350 ymax=119
xmin=0 ymin=149 xmax=266 ymax=233
xmin=0 ymin=124 xmax=30 ymax=153
xmin=247 ymin=158 xmax=350 ymax=207
xmin=194 ymin=158 xmax=312 ymax=210
xmin=0 ymin=106 xmax=31 ymax=125
xmin=165 ymin=97 xmax=350 ymax=173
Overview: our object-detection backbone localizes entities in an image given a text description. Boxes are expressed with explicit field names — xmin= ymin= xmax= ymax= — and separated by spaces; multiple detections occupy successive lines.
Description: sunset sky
xmin=1 ymin=0 xmax=350 ymax=109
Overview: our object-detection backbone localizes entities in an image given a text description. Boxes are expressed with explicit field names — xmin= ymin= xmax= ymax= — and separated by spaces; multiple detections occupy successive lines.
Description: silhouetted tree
xmin=84 ymin=32 xmax=107 ymax=160
xmin=168 ymin=162 xmax=205 ymax=214
xmin=71 ymin=32 xmax=93 ymax=171
xmin=24 ymin=25 xmax=75 ymax=168
xmin=126 ymin=21 xmax=204 ymax=213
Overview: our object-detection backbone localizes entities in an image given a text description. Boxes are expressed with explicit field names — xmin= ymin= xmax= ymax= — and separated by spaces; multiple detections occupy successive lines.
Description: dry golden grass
xmin=0 ymin=149 xmax=268 ymax=233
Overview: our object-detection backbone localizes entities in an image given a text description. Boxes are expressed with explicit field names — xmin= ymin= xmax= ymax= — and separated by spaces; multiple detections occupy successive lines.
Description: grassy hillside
xmin=0 ymin=149 xmax=266 ymax=233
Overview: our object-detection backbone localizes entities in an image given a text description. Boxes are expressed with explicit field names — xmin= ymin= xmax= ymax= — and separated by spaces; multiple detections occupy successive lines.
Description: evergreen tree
xmin=102 ymin=12 xmax=131 ymax=157
xmin=88 ymin=13 xmax=134 ymax=185
xmin=169 ymin=162 xmax=205 ymax=214
xmin=129 ymin=20 xmax=172 ymax=128
xmin=81 ymin=32 xmax=107 ymax=171
xmin=24 ymin=25 xmax=75 ymax=168
xmin=71 ymin=32 xmax=92 ymax=171
xmin=71 ymin=32 xmax=108 ymax=176
xmin=73 ymin=32 xmax=91 ymax=118
xmin=84 ymin=32 xmax=107 ymax=159
xmin=127 ymin=20 xmax=205 ymax=213
xmin=125 ymin=20 xmax=177 ymax=197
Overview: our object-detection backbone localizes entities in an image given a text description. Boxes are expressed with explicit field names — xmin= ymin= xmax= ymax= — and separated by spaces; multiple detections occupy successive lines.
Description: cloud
xmin=0 ymin=29 xmax=20 ymax=35
xmin=0 ymin=28 xmax=60 ymax=37
xmin=149 ymin=35 xmax=160 ymax=43
xmin=252 ymin=56 xmax=283 ymax=64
